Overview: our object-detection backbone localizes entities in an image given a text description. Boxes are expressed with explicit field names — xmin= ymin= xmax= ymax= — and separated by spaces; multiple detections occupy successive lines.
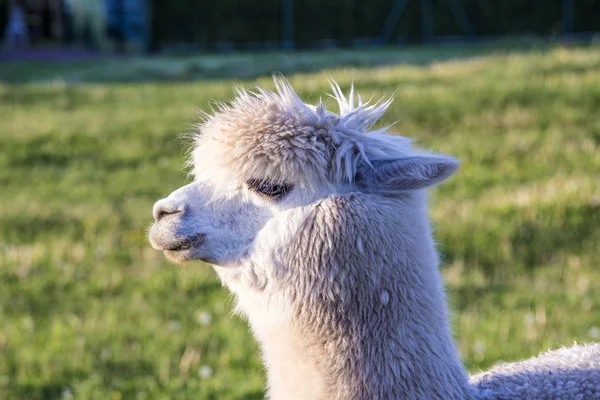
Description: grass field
xmin=1 ymin=43 xmax=599 ymax=399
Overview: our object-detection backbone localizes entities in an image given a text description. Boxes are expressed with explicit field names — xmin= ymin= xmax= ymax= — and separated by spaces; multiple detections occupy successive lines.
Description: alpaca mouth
xmin=162 ymin=233 xmax=206 ymax=251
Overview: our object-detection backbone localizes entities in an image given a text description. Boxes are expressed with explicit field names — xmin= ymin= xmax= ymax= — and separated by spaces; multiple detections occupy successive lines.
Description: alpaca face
xmin=149 ymin=78 xmax=458 ymax=268
xmin=148 ymin=169 xmax=331 ymax=266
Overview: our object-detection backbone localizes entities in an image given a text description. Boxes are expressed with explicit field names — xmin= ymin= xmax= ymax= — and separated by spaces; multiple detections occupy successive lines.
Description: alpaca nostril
xmin=153 ymin=202 xmax=185 ymax=222
xmin=155 ymin=208 xmax=183 ymax=222
xmin=157 ymin=209 xmax=180 ymax=221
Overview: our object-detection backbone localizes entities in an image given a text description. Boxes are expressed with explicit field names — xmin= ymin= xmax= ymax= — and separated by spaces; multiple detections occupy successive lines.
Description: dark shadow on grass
xmin=10 ymin=382 xmax=67 ymax=400
xmin=508 ymin=204 xmax=600 ymax=271
xmin=4 ymin=365 xmax=88 ymax=400
xmin=2 ymin=133 xmax=182 ymax=174
xmin=0 ymin=213 xmax=86 ymax=244
xmin=439 ymin=203 xmax=600 ymax=277
xmin=239 ymin=389 xmax=267 ymax=400
xmin=98 ymin=359 xmax=156 ymax=384
xmin=450 ymin=282 xmax=512 ymax=312
xmin=0 ymin=40 xmax=566 ymax=86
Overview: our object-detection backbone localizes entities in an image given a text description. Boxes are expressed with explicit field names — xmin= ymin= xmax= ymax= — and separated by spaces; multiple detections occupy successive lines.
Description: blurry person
xmin=4 ymin=0 xmax=29 ymax=49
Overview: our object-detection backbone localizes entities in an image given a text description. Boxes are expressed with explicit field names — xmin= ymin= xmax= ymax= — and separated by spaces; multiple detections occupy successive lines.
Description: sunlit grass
xmin=1 ymin=43 xmax=599 ymax=399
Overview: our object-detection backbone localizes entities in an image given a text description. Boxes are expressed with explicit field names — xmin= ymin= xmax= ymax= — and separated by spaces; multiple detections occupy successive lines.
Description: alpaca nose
xmin=153 ymin=200 xmax=185 ymax=222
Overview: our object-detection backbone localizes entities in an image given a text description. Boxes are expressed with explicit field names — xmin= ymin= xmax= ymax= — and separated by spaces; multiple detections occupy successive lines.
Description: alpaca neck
xmin=260 ymin=279 xmax=469 ymax=399
xmin=252 ymin=258 xmax=471 ymax=399
xmin=227 ymin=194 xmax=471 ymax=399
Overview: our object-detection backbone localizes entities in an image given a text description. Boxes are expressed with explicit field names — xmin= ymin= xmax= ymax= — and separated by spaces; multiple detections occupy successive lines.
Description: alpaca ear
xmin=356 ymin=154 xmax=459 ymax=191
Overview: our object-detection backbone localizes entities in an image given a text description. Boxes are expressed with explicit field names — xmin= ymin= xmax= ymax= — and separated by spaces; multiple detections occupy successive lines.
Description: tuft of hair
xmin=187 ymin=76 xmax=446 ymax=189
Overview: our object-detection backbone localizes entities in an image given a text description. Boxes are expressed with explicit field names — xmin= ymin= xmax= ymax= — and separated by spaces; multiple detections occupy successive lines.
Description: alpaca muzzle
xmin=149 ymin=223 xmax=205 ymax=252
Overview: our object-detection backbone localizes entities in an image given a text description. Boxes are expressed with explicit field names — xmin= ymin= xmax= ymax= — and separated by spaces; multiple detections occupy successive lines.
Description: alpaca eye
xmin=247 ymin=179 xmax=293 ymax=200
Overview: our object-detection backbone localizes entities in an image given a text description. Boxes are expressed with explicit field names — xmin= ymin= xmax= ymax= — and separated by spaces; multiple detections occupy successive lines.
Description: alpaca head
xmin=149 ymin=77 xmax=458 ymax=271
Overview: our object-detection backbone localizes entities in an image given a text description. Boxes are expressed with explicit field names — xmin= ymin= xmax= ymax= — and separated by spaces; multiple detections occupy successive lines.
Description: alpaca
xmin=149 ymin=77 xmax=600 ymax=399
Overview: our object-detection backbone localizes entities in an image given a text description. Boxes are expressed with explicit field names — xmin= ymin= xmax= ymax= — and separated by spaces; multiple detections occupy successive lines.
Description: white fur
xmin=149 ymin=77 xmax=599 ymax=399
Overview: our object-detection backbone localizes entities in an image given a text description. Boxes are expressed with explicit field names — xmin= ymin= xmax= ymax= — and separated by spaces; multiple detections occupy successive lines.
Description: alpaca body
xmin=149 ymin=78 xmax=599 ymax=399
xmin=472 ymin=343 xmax=600 ymax=399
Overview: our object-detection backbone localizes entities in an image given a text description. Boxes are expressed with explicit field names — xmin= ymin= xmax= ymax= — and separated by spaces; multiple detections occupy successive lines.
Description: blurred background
xmin=1 ymin=1 xmax=599 ymax=399
xmin=1 ymin=0 xmax=600 ymax=56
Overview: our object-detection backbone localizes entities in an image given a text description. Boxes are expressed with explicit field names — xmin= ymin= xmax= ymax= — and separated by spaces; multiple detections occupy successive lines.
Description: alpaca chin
xmin=162 ymin=250 xmax=191 ymax=264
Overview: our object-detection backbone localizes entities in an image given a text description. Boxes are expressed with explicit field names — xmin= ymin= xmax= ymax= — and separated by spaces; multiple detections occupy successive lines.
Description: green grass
xmin=1 ymin=43 xmax=599 ymax=399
